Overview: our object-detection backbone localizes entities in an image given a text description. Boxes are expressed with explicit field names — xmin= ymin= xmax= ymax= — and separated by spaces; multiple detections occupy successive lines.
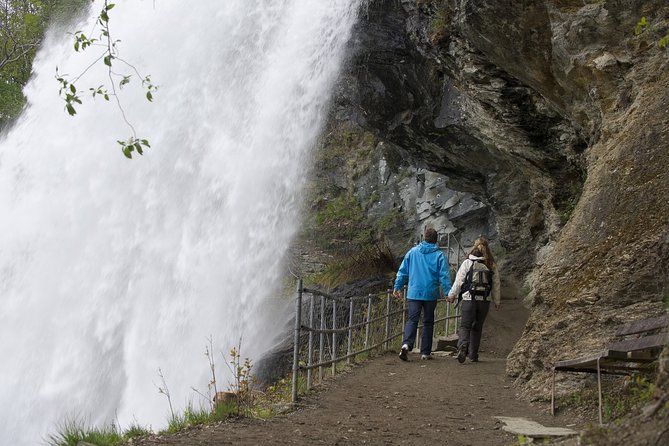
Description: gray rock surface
xmin=303 ymin=0 xmax=669 ymax=408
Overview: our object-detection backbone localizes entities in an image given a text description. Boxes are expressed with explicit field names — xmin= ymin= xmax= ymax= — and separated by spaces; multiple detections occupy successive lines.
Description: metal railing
xmin=290 ymin=279 xmax=462 ymax=405
xmin=444 ymin=231 xmax=468 ymax=271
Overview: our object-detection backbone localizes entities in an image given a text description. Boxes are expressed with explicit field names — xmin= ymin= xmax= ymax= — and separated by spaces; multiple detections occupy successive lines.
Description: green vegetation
xmin=415 ymin=0 xmax=450 ymax=42
xmin=1 ymin=0 xmax=51 ymax=128
xmin=164 ymin=402 xmax=226 ymax=434
xmin=604 ymin=376 xmax=655 ymax=422
xmin=46 ymin=340 xmax=284 ymax=445
xmin=309 ymin=122 xmax=407 ymax=246
xmin=580 ymin=424 xmax=612 ymax=445
xmin=55 ymin=0 xmax=156 ymax=157
xmin=0 ymin=0 xmax=92 ymax=129
xmin=635 ymin=16 xmax=669 ymax=48
xmin=46 ymin=418 xmax=150 ymax=446
xmin=558 ymin=375 xmax=656 ymax=424
xmin=226 ymin=345 xmax=256 ymax=417
xmin=306 ymin=121 xmax=408 ymax=289
xmin=376 ymin=207 xmax=403 ymax=233
xmin=554 ymin=166 xmax=586 ymax=225
xmin=309 ymin=242 xmax=396 ymax=289
xmin=511 ymin=435 xmax=536 ymax=446
xmin=315 ymin=195 xmax=367 ymax=245
xmin=0 ymin=0 xmax=155 ymax=156
xmin=428 ymin=5 xmax=449 ymax=42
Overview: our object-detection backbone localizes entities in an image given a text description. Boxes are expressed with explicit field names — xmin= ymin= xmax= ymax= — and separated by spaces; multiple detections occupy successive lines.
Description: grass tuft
xmin=46 ymin=418 xmax=122 ymax=446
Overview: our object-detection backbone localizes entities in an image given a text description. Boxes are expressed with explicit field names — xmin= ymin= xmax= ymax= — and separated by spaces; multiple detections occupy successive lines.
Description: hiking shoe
xmin=420 ymin=354 xmax=433 ymax=360
xmin=399 ymin=344 xmax=409 ymax=361
xmin=469 ymin=357 xmax=479 ymax=363
xmin=457 ymin=346 xmax=467 ymax=364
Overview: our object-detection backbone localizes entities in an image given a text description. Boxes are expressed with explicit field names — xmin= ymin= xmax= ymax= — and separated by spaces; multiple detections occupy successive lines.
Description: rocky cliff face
xmin=305 ymin=0 xmax=669 ymax=400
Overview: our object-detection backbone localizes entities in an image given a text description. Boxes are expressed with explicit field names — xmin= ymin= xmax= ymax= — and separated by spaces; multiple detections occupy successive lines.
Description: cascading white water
xmin=0 ymin=1 xmax=360 ymax=443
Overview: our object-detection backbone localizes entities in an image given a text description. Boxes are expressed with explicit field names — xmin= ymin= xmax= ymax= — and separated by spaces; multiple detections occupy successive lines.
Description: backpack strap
xmin=458 ymin=259 xmax=478 ymax=301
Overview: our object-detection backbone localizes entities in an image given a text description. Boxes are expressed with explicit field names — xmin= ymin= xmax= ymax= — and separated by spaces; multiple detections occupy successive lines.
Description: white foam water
xmin=0 ymin=0 xmax=360 ymax=443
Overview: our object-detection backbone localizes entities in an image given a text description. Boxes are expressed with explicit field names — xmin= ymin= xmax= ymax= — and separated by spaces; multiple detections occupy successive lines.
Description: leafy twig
xmin=55 ymin=1 xmax=157 ymax=158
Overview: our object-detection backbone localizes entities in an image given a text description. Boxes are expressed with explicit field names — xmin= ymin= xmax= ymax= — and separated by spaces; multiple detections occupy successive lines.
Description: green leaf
xmin=146 ymin=91 xmax=153 ymax=102
xmin=140 ymin=139 xmax=150 ymax=147
xmin=634 ymin=16 xmax=647 ymax=36
xmin=74 ymin=41 xmax=80 ymax=52
xmin=107 ymin=3 xmax=116 ymax=10
xmin=70 ymin=84 xmax=76 ymax=94
xmin=103 ymin=55 xmax=113 ymax=67
xmin=66 ymin=103 xmax=77 ymax=116
xmin=122 ymin=146 xmax=133 ymax=159
xmin=660 ymin=35 xmax=669 ymax=48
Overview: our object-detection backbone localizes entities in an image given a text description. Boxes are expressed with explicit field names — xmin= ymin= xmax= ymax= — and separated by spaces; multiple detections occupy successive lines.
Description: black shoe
xmin=399 ymin=344 xmax=409 ymax=361
xmin=457 ymin=346 xmax=467 ymax=364
xmin=469 ymin=357 xmax=479 ymax=363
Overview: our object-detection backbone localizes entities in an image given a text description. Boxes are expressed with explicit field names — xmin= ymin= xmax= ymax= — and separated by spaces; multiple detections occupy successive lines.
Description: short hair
xmin=424 ymin=228 xmax=438 ymax=244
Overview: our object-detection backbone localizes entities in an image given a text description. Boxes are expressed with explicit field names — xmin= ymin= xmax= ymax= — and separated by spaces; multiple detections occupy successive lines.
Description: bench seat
xmin=550 ymin=316 xmax=667 ymax=424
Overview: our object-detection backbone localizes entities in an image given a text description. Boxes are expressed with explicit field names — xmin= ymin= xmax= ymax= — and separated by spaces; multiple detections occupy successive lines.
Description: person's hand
xmin=495 ymin=302 xmax=501 ymax=310
xmin=393 ymin=290 xmax=402 ymax=298
xmin=447 ymin=296 xmax=455 ymax=304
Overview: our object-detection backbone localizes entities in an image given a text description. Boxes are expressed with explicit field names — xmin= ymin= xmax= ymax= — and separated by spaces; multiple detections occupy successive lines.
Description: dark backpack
xmin=459 ymin=259 xmax=493 ymax=300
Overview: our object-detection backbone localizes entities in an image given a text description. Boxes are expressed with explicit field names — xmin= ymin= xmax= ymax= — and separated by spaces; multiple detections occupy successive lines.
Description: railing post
xmin=384 ymin=290 xmax=391 ymax=350
xmin=291 ymin=278 xmax=303 ymax=407
xmin=417 ymin=314 xmax=422 ymax=352
xmin=347 ymin=298 xmax=354 ymax=364
xmin=447 ymin=233 xmax=451 ymax=267
xmin=401 ymin=287 xmax=406 ymax=343
xmin=332 ymin=299 xmax=337 ymax=376
xmin=365 ymin=294 xmax=372 ymax=347
xmin=307 ymin=294 xmax=315 ymax=390
xmin=445 ymin=300 xmax=451 ymax=335
xmin=456 ymin=299 xmax=462 ymax=330
xmin=319 ymin=295 xmax=325 ymax=383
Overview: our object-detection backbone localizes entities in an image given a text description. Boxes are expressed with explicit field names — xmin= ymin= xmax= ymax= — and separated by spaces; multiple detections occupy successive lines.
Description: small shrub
xmin=212 ymin=399 xmax=238 ymax=420
xmin=310 ymin=242 xmax=396 ymax=288
xmin=165 ymin=413 xmax=188 ymax=434
xmin=163 ymin=403 xmax=213 ymax=433
xmin=603 ymin=375 xmax=655 ymax=422
xmin=123 ymin=423 xmax=151 ymax=439
xmin=46 ymin=418 xmax=122 ymax=446
xmin=226 ymin=344 xmax=256 ymax=417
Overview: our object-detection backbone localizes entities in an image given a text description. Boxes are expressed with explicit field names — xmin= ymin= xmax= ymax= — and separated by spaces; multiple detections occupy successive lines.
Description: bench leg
xmin=597 ymin=357 xmax=603 ymax=425
xmin=551 ymin=369 xmax=556 ymax=416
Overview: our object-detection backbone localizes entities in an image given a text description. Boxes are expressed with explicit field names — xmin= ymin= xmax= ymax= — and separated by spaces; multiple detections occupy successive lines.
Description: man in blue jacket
xmin=393 ymin=228 xmax=452 ymax=361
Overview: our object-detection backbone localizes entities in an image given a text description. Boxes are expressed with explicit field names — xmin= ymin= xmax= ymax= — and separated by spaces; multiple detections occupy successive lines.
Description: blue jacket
xmin=393 ymin=241 xmax=452 ymax=300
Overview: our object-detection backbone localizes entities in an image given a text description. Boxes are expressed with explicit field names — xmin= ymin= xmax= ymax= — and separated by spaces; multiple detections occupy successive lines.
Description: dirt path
xmin=136 ymin=299 xmax=582 ymax=445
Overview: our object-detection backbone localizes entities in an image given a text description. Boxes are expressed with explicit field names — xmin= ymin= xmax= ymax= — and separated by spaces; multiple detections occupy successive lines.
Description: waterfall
xmin=0 ymin=0 xmax=360 ymax=443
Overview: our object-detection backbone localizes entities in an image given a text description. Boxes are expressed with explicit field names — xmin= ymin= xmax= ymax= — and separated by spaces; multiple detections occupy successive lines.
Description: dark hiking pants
xmin=457 ymin=299 xmax=491 ymax=360
xmin=403 ymin=299 xmax=437 ymax=355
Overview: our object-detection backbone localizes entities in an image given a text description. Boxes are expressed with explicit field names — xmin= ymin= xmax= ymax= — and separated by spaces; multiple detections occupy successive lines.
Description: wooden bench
xmin=550 ymin=315 xmax=667 ymax=424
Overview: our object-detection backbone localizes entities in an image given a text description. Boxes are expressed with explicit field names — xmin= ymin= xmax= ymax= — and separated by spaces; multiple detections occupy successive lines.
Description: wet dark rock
xmin=312 ymin=0 xmax=669 ymax=406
